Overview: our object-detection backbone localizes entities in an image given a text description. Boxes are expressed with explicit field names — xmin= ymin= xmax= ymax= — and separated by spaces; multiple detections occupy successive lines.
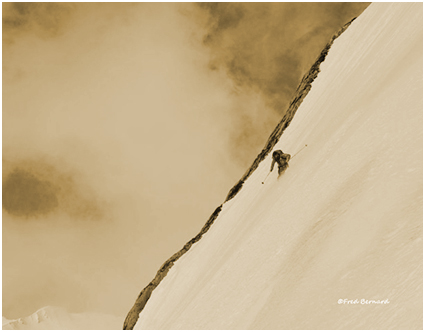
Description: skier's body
xmin=270 ymin=150 xmax=291 ymax=176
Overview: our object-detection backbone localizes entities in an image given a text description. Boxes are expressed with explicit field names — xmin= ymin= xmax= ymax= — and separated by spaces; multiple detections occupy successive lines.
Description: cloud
xmin=3 ymin=168 xmax=59 ymax=217
xmin=198 ymin=3 xmax=370 ymax=113
xmin=2 ymin=3 xmax=75 ymax=42
xmin=2 ymin=157 xmax=105 ymax=221
xmin=2 ymin=2 xmax=251 ymax=319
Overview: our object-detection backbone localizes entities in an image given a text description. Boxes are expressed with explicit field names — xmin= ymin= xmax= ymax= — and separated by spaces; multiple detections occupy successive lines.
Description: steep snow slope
xmin=2 ymin=306 xmax=122 ymax=330
xmin=132 ymin=3 xmax=422 ymax=329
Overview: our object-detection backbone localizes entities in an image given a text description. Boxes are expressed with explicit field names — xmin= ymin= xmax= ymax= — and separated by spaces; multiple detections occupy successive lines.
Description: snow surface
xmin=134 ymin=3 xmax=422 ymax=330
xmin=2 ymin=306 xmax=122 ymax=330
xmin=2 ymin=317 xmax=12 ymax=325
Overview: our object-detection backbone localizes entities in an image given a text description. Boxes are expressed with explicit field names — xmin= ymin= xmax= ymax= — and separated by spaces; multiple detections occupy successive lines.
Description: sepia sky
xmin=2 ymin=2 xmax=370 ymax=319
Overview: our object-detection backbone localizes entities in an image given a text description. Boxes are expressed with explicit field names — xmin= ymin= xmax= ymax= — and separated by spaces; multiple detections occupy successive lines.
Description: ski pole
xmin=261 ymin=171 xmax=271 ymax=184
xmin=291 ymin=144 xmax=308 ymax=159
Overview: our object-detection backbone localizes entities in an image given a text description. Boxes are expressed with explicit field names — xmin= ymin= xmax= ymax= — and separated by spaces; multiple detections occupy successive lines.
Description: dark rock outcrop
xmin=123 ymin=206 xmax=222 ymax=329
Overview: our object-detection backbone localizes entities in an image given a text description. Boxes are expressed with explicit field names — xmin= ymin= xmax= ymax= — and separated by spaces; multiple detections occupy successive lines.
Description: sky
xmin=2 ymin=2 xmax=370 ymax=320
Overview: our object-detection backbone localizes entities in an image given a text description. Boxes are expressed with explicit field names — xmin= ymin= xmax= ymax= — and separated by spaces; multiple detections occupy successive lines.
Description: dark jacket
xmin=270 ymin=150 xmax=291 ymax=175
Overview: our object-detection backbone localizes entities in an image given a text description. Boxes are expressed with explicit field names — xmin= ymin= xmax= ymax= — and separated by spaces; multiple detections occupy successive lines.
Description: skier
xmin=270 ymin=150 xmax=291 ymax=176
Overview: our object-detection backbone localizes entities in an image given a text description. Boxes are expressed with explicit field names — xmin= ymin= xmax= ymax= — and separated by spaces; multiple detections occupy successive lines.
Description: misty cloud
xmin=2 ymin=157 xmax=106 ymax=222
xmin=2 ymin=3 xmax=246 ymax=319
xmin=2 ymin=3 xmax=74 ymax=42
xmin=200 ymin=3 xmax=245 ymax=45
xmin=199 ymin=2 xmax=370 ymax=113
xmin=3 ymin=168 xmax=59 ymax=217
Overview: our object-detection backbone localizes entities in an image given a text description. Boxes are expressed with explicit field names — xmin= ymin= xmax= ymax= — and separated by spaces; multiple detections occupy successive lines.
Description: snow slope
xmin=132 ymin=3 xmax=422 ymax=329
xmin=2 ymin=306 xmax=122 ymax=330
